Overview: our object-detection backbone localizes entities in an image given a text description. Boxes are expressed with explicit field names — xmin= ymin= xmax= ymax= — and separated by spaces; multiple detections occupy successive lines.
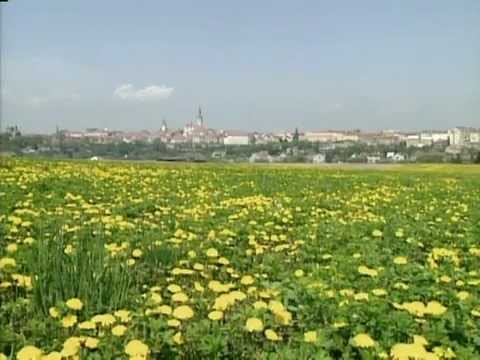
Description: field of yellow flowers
xmin=1 ymin=160 xmax=480 ymax=359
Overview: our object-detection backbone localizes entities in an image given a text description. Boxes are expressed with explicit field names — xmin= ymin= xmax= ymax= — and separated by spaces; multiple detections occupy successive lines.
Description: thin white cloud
xmin=113 ymin=83 xmax=174 ymax=101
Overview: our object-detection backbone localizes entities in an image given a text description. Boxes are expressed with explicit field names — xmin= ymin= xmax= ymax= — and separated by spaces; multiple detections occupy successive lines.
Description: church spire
xmin=161 ymin=118 xmax=167 ymax=132
xmin=197 ymin=106 xmax=204 ymax=127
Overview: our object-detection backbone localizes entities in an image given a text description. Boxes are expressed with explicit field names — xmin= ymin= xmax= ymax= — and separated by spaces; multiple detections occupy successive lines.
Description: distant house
xmin=312 ymin=153 xmax=326 ymax=164
xmin=445 ymin=145 xmax=463 ymax=155
xmin=406 ymin=134 xmax=430 ymax=148
xmin=359 ymin=132 xmax=402 ymax=146
xmin=303 ymin=131 xmax=345 ymax=143
xmin=223 ymin=130 xmax=250 ymax=146
xmin=386 ymin=152 xmax=406 ymax=162
xmin=170 ymin=133 xmax=187 ymax=144
xmin=252 ymin=132 xmax=277 ymax=144
xmin=249 ymin=151 xmax=272 ymax=163
xmin=367 ymin=155 xmax=382 ymax=164
xmin=211 ymin=151 xmax=226 ymax=159
xmin=21 ymin=148 xmax=37 ymax=154
xmin=273 ymin=153 xmax=288 ymax=162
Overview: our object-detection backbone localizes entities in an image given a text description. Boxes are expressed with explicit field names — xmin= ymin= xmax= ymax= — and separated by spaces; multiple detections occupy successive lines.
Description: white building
xmin=367 ymin=155 xmax=382 ymax=164
xmin=448 ymin=127 xmax=480 ymax=147
xmin=312 ymin=153 xmax=326 ymax=163
xmin=386 ymin=152 xmax=406 ymax=162
xmin=405 ymin=131 xmax=449 ymax=148
xmin=223 ymin=130 xmax=250 ymax=146
xmin=249 ymin=151 xmax=272 ymax=163
xmin=430 ymin=132 xmax=449 ymax=142
xmin=303 ymin=131 xmax=358 ymax=143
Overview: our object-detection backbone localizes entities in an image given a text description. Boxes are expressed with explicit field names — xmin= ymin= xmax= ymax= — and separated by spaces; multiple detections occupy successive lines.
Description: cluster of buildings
xmin=62 ymin=107 xmax=251 ymax=146
xmin=59 ymin=108 xmax=480 ymax=150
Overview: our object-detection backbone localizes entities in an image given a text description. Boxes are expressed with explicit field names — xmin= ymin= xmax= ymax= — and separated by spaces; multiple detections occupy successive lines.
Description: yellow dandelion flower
xmin=425 ymin=301 xmax=447 ymax=315
xmin=61 ymin=337 xmax=81 ymax=357
xmin=78 ymin=321 xmax=96 ymax=330
xmin=354 ymin=292 xmax=369 ymax=301
xmin=167 ymin=284 xmax=182 ymax=293
xmin=132 ymin=249 xmax=142 ymax=258
xmin=393 ymin=256 xmax=408 ymax=265
xmin=245 ymin=317 xmax=264 ymax=332
xmin=16 ymin=345 xmax=43 ymax=360
xmin=294 ymin=269 xmax=304 ymax=278
xmin=125 ymin=340 xmax=150 ymax=357
xmin=456 ymin=291 xmax=469 ymax=301
xmin=194 ymin=282 xmax=204 ymax=292
xmin=149 ymin=292 xmax=162 ymax=305
xmin=208 ymin=280 xmax=231 ymax=293
xmin=372 ymin=229 xmax=383 ymax=237
xmin=206 ymin=248 xmax=218 ymax=258
xmin=167 ymin=319 xmax=181 ymax=327
xmin=61 ymin=314 xmax=77 ymax=328
xmin=358 ymin=265 xmax=378 ymax=277
xmin=64 ymin=245 xmax=74 ymax=255
xmin=229 ymin=290 xmax=246 ymax=301
xmin=171 ymin=268 xmax=194 ymax=276
xmin=65 ymin=298 xmax=83 ymax=311
xmin=333 ymin=321 xmax=348 ymax=329
xmin=0 ymin=257 xmax=16 ymax=269
xmin=433 ymin=346 xmax=456 ymax=359
xmin=172 ymin=292 xmax=189 ymax=303
xmin=41 ymin=351 xmax=61 ymax=360
xmin=208 ymin=311 xmax=224 ymax=320
xmin=114 ymin=309 xmax=131 ymax=323
xmin=218 ymin=257 xmax=229 ymax=265
xmin=268 ymin=300 xmax=285 ymax=314
xmin=193 ymin=263 xmax=204 ymax=271
xmin=84 ymin=337 xmax=99 ymax=349
xmin=173 ymin=332 xmax=184 ymax=345
xmin=48 ymin=307 xmax=60 ymax=319
xmin=372 ymin=288 xmax=388 ymax=296
xmin=253 ymin=301 xmax=268 ymax=309
xmin=126 ymin=258 xmax=136 ymax=266
xmin=6 ymin=243 xmax=18 ymax=253
xmin=394 ymin=282 xmax=409 ymax=290
xmin=275 ymin=309 xmax=292 ymax=326
xmin=240 ymin=275 xmax=255 ymax=285
xmin=112 ymin=324 xmax=127 ymax=336
xmin=265 ymin=329 xmax=280 ymax=341
xmin=91 ymin=313 xmax=116 ymax=326
xmin=352 ymin=333 xmax=375 ymax=348
xmin=172 ymin=305 xmax=194 ymax=320
xmin=304 ymin=331 xmax=317 ymax=343
xmin=471 ymin=309 xmax=480 ymax=317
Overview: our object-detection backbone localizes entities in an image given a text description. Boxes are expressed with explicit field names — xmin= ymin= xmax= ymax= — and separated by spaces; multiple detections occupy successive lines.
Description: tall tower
xmin=196 ymin=106 xmax=204 ymax=127
xmin=161 ymin=118 xmax=167 ymax=132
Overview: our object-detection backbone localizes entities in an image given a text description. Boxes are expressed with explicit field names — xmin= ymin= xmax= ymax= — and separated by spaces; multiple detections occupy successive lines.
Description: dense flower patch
xmin=1 ymin=160 xmax=479 ymax=358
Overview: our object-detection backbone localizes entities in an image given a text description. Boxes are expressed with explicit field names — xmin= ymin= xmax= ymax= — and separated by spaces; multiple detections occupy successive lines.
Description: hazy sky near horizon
xmin=1 ymin=0 xmax=479 ymax=133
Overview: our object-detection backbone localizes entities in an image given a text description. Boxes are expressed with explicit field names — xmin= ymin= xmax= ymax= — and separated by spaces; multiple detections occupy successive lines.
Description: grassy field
xmin=1 ymin=160 xmax=480 ymax=359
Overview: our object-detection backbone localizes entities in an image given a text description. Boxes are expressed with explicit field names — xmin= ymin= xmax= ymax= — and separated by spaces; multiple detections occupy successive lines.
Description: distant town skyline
xmin=1 ymin=1 xmax=479 ymax=133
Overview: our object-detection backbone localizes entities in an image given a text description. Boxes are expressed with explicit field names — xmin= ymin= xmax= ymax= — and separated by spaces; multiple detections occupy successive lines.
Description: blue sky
xmin=1 ymin=0 xmax=479 ymax=133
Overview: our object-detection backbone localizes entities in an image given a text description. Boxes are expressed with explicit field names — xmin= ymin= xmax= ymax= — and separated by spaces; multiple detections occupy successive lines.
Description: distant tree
xmin=475 ymin=151 xmax=480 ymax=164
xmin=450 ymin=154 xmax=462 ymax=164
xmin=293 ymin=128 xmax=300 ymax=143
xmin=6 ymin=125 xmax=21 ymax=139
